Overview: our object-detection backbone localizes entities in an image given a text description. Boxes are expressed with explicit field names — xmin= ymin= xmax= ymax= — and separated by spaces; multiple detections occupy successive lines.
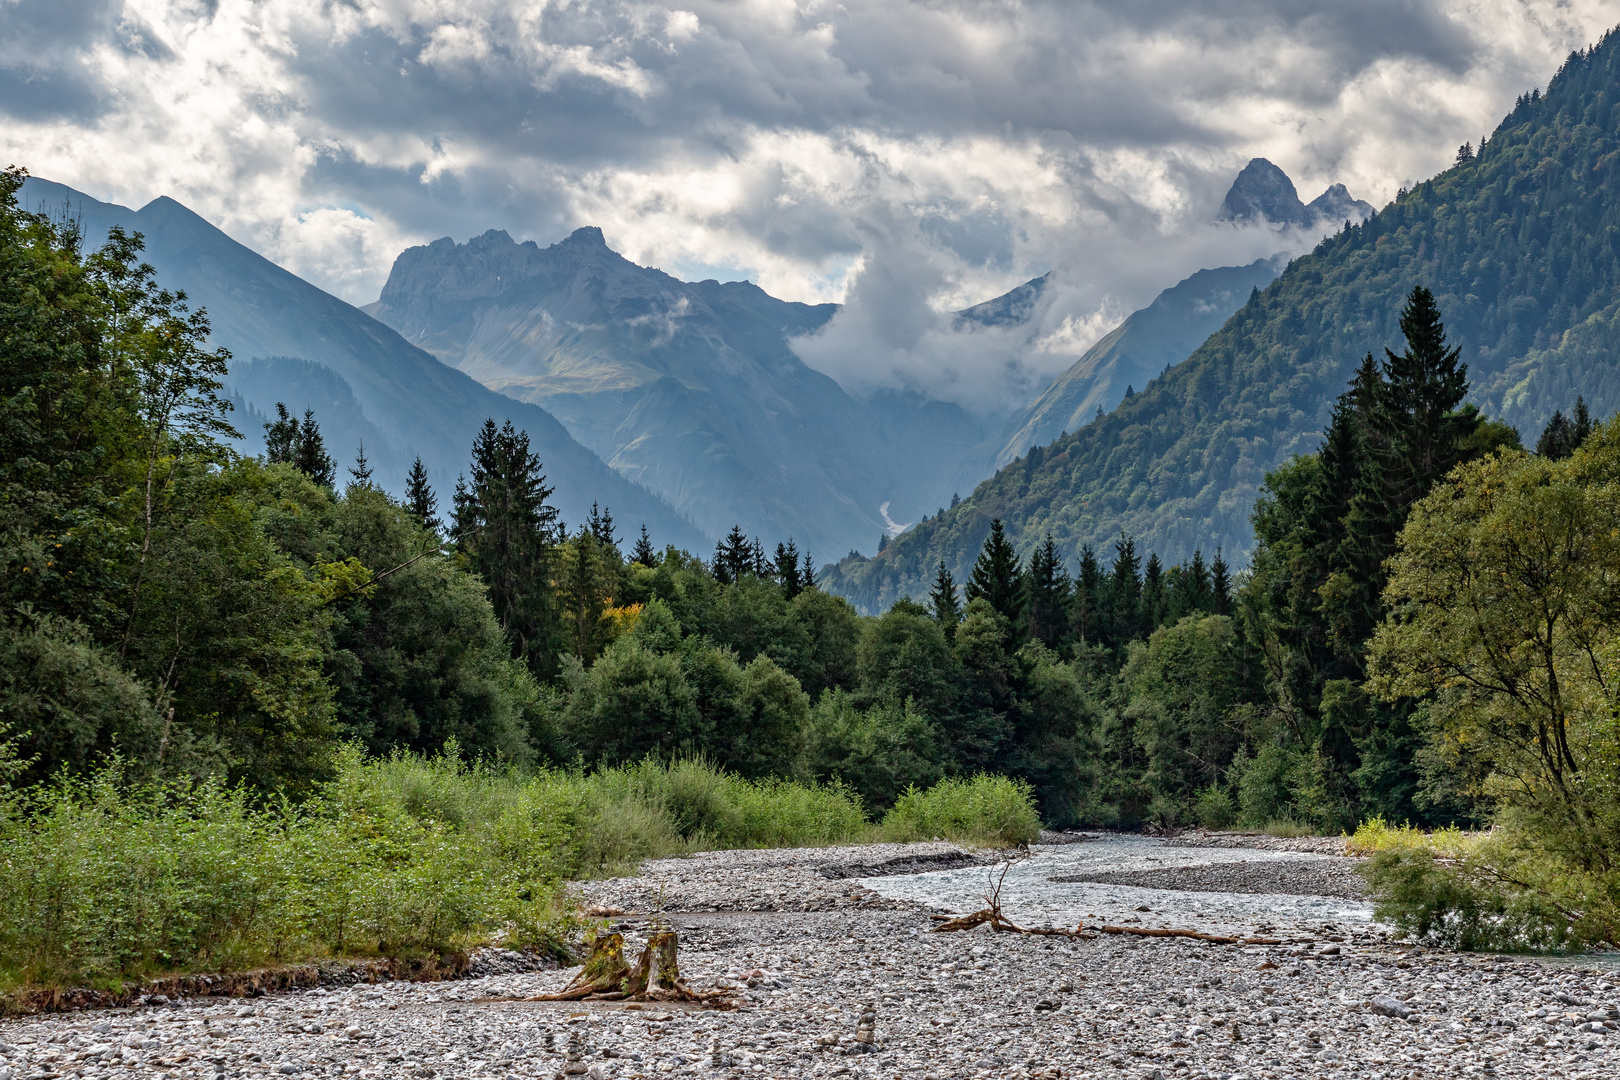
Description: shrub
xmin=880 ymin=774 xmax=1040 ymax=846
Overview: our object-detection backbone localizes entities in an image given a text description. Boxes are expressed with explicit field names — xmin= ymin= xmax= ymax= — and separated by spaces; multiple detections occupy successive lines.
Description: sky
xmin=2 ymin=0 xmax=1615 ymax=412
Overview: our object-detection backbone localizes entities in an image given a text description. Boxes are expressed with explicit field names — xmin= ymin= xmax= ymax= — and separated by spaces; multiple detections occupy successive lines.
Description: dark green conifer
xmin=930 ymin=560 xmax=962 ymax=642
xmin=1211 ymin=548 xmax=1232 ymax=617
xmin=775 ymin=540 xmax=804 ymax=598
xmin=1072 ymin=544 xmax=1106 ymax=644
xmin=293 ymin=409 xmax=336 ymax=488
xmin=349 ymin=442 xmax=373 ymax=488
xmin=1025 ymin=534 xmax=1070 ymax=648
xmin=404 ymin=456 xmax=439 ymax=534
xmin=1141 ymin=552 xmax=1167 ymax=632
xmin=1108 ymin=534 xmax=1141 ymax=642
xmin=631 ymin=524 xmax=657 ymax=567
xmin=966 ymin=518 xmax=1024 ymax=627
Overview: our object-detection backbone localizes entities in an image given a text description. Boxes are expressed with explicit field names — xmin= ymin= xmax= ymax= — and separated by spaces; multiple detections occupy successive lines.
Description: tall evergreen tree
xmin=452 ymin=419 xmax=561 ymax=677
xmin=1141 ymin=552 xmax=1167 ymax=632
xmin=1210 ymin=548 xmax=1232 ymax=617
xmin=713 ymin=525 xmax=751 ymax=583
xmin=775 ymin=540 xmax=805 ymax=598
xmin=264 ymin=403 xmax=298 ymax=464
xmin=1072 ymin=543 xmax=1106 ymax=645
xmin=349 ymin=442 xmax=373 ymax=488
xmin=631 ymin=524 xmax=657 ymax=567
xmin=1108 ymin=534 xmax=1142 ymax=643
xmin=404 ymin=456 xmax=440 ymax=535
xmin=1537 ymin=397 xmax=1592 ymax=460
xmin=930 ymin=560 xmax=962 ymax=642
xmin=1025 ymin=534 xmax=1071 ymax=648
xmin=293 ymin=409 xmax=335 ymax=488
xmin=966 ymin=518 xmax=1024 ymax=627
xmin=587 ymin=502 xmax=617 ymax=552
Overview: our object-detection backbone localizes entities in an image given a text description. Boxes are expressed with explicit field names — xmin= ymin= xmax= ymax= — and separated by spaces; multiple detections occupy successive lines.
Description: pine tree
xmin=349 ymin=442 xmax=373 ymax=488
xmin=264 ymin=402 xmax=298 ymax=464
xmin=587 ymin=502 xmax=617 ymax=551
xmin=930 ymin=560 xmax=962 ymax=642
xmin=1211 ymin=548 xmax=1232 ymax=617
xmin=561 ymin=527 xmax=610 ymax=662
xmin=293 ymin=409 xmax=336 ymax=488
xmin=1141 ymin=552 xmax=1166 ymax=632
xmin=775 ymin=540 xmax=804 ymax=598
xmin=1574 ymin=395 xmax=1592 ymax=445
xmin=1072 ymin=544 xmax=1106 ymax=644
xmin=1109 ymin=534 xmax=1141 ymax=642
xmin=1025 ymin=534 xmax=1071 ymax=648
xmin=404 ymin=456 xmax=440 ymax=534
xmin=801 ymin=553 xmax=817 ymax=590
xmin=751 ymin=537 xmax=770 ymax=577
xmin=713 ymin=525 xmax=751 ymax=583
xmin=1537 ymin=410 xmax=1574 ymax=458
xmin=966 ymin=518 xmax=1024 ymax=626
xmin=631 ymin=524 xmax=657 ymax=567
xmin=452 ymin=419 xmax=561 ymax=677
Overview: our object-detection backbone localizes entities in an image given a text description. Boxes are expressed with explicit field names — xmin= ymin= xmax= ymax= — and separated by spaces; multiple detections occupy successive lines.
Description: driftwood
xmin=930 ymin=858 xmax=1096 ymax=939
xmin=527 ymin=930 xmax=735 ymax=1006
xmin=1096 ymin=926 xmax=1284 ymax=945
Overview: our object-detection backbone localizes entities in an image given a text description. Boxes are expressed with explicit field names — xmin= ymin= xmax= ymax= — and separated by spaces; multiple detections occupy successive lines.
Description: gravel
xmin=6 ymin=837 xmax=1619 ymax=1080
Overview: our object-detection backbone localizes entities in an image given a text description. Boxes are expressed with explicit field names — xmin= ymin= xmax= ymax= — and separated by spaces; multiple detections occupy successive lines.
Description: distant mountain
xmin=1219 ymin=158 xmax=1373 ymax=228
xmin=822 ymin=31 xmax=1620 ymax=612
xmin=364 ymin=227 xmax=987 ymax=557
xmin=983 ymin=257 xmax=1286 ymax=472
xmin=19 ymin=178 xmax=705 ymax=549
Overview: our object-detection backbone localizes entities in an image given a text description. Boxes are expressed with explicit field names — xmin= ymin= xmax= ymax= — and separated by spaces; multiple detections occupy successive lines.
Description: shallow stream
xmin=862 ymin=835 xmax=1375 ymax=937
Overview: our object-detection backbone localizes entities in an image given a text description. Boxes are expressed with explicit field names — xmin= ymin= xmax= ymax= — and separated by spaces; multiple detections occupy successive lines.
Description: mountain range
xmin=362 ymin=227 xmax=985 ymax=556
xmin=18 ymin=177 xmax=707 ymax=550
xmin=821 ymin=33 xmax=1620 ymax=612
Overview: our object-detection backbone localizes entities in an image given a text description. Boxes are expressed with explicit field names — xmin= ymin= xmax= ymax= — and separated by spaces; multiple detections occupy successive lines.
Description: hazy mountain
xmin=983 ymin=257 xmax=1286 ymax=472
xmin=364 ymin=227 xmax=987 ymax=557
xmin=1219 ymin=158 xmax=1373 ymax=228
xmin=822 ymin=36 xmax=1620 ymax=611
xmin=19 ymin=177 xmax=705 ymax=550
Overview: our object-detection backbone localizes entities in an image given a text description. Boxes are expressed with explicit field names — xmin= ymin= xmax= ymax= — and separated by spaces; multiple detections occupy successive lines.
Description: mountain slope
xmin=364 ymin=228 xmax=986 ymax=556
xmin=985 ymin=257 xmax=1286 ymax=471
xmin=822 ymin=30 xmax=1620 ymax=613
xmin=19 ymin=178 xmax=704 ymax=549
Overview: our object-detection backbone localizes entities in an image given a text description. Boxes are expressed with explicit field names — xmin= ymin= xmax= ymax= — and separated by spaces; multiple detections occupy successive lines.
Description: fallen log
xmin=1095 ymin=926 xmax=1284 ymax=946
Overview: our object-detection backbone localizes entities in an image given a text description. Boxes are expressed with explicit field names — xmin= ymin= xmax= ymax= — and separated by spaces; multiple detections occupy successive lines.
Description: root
xmin=930 ymin=855 xmax=1095 ymax=939
xmin=527 ymin=930 xmax=736 ymax=1007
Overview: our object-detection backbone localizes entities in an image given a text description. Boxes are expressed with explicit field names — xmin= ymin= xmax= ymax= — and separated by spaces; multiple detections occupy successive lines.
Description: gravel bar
xmin=4 ymin=839 xmax=1618 ymax=1080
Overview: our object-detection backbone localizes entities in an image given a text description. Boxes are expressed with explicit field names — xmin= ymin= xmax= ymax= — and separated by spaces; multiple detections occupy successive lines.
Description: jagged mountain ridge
xmin=20 ymin=177 xmax=706 ymax=550
xmin=364 ymin=227 xmax=989 ymax=557
xmin=1220 ymin=158 xmax=1375 ymax=228
xmin=820 ymin=31 xmax=1620 ymax=613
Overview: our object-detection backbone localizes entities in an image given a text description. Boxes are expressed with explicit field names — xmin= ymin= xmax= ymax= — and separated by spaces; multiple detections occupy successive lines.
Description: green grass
xmin=1346 ymin=815 xmax=1477 ymax=858
xmin=0 ymin=749 xmax=1036 ymax=997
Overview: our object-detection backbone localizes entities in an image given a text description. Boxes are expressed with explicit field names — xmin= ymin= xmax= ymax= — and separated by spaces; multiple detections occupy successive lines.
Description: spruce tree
xmin=1108 ymin=534 xmax=1142 ymax=642
xmin=631 ymin=524 xmax=657 ymax=567
xmin=1211 ymin=548 xmax=1232 ymax=617
xmin=1072 ymin=543 xmax=1106 ymax=644
xmin=404 ymin=456 xmax=440 ymax=534
xmin=264 ymin=402 xmax=298 ymax=464
xmin=966 ymin=518 xmax=1024 ymax=626
xmin=452 ymin=419 xmax=561 ymax=677
xmin=713 ymin=525 xmax=751 ymax=583
xmin=801 ymin=553 xmax=817 ymax=590
xmin=1141 ymin=552 xmax=1166 ymax=633
xmin=1025 ymin=534 xmax=1071 ymax=648
xmin=775 ymin=540 xmax=804 ymax=598
xmin=587 ymin=502 xmax=617 ymax=551
xmin=293 ymin=409 xmax=336 ymax=489
xmin=349 ymin=442 xmax=373 ymax=488
xmin=930 ymin=560 xmax=962 ymax=642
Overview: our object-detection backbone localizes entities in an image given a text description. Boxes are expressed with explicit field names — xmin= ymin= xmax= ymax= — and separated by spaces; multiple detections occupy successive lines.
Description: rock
xmin=1369 ymin=996 xmax=1412 ymax=1019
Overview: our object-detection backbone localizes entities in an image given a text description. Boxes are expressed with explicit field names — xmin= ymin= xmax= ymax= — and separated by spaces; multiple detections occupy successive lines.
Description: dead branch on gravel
xmin=526 ymin=931 xmax=736 ymax=1007
xmin=930 ymin=854 xmax=1096 ymax=939
xmin=1095 ymin=926 xmax=1283 ymax=945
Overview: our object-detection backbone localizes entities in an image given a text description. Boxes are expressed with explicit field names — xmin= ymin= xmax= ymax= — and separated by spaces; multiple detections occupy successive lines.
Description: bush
xmin=1193 ymin=786 xmax=1237 ymax=830
xmin=879 ymin=774 xmax=1040 ymax=846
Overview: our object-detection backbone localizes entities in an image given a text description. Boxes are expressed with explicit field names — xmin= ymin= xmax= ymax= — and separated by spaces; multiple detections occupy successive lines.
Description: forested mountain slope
xmin=18 ymin=178 xmax=704 ymax=548
xmin=365 ymin=228 xmax=987 ymax=556
xmin=984 ymin=257 xmax=1286 ymax=472
xmin=823 ymin=30 xmax=1620 ymax=612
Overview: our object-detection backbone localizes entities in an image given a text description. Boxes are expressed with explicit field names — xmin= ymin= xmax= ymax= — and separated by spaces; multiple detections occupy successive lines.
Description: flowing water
xmin=862 ymin=835 xmax=1375 ymax=937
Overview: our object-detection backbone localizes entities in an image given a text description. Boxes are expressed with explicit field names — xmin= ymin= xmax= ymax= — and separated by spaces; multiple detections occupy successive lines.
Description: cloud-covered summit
xmin=1 ymin=0 xmax=1611 ymax=408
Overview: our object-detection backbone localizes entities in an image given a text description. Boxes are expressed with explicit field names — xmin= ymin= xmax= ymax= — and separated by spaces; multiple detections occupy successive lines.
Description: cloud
xmin=1 ymin=0 xmax=1613 ymax=409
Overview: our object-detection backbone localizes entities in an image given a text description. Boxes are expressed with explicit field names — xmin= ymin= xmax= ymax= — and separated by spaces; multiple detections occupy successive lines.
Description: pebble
xmin=4 ymin=840 xmax=1619 ymax=1079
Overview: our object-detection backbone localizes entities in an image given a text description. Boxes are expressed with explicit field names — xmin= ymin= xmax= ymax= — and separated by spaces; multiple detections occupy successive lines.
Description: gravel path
xmin=5 ymin=839 xmax=1619 ymax=1080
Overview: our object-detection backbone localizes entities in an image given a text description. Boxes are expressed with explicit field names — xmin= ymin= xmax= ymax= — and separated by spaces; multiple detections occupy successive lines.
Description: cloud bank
xmin=2 ymin=0 xmax=1612 ymax=410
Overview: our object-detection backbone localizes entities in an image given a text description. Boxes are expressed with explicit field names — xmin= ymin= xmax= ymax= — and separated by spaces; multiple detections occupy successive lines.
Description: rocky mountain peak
xmin=1219 ymin=159 xmax=1373 ymax=229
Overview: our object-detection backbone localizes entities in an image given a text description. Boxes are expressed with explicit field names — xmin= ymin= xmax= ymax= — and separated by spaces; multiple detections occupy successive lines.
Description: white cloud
xmin=2 ymin=0 xmax=1613 ymax=408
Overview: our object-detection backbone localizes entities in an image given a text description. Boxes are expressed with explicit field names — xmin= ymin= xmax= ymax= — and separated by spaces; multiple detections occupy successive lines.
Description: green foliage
xmin=805 ymin=691 xmax=942 ymax=812
xmin=879 ymin=774 xmax=1041 ymax=847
